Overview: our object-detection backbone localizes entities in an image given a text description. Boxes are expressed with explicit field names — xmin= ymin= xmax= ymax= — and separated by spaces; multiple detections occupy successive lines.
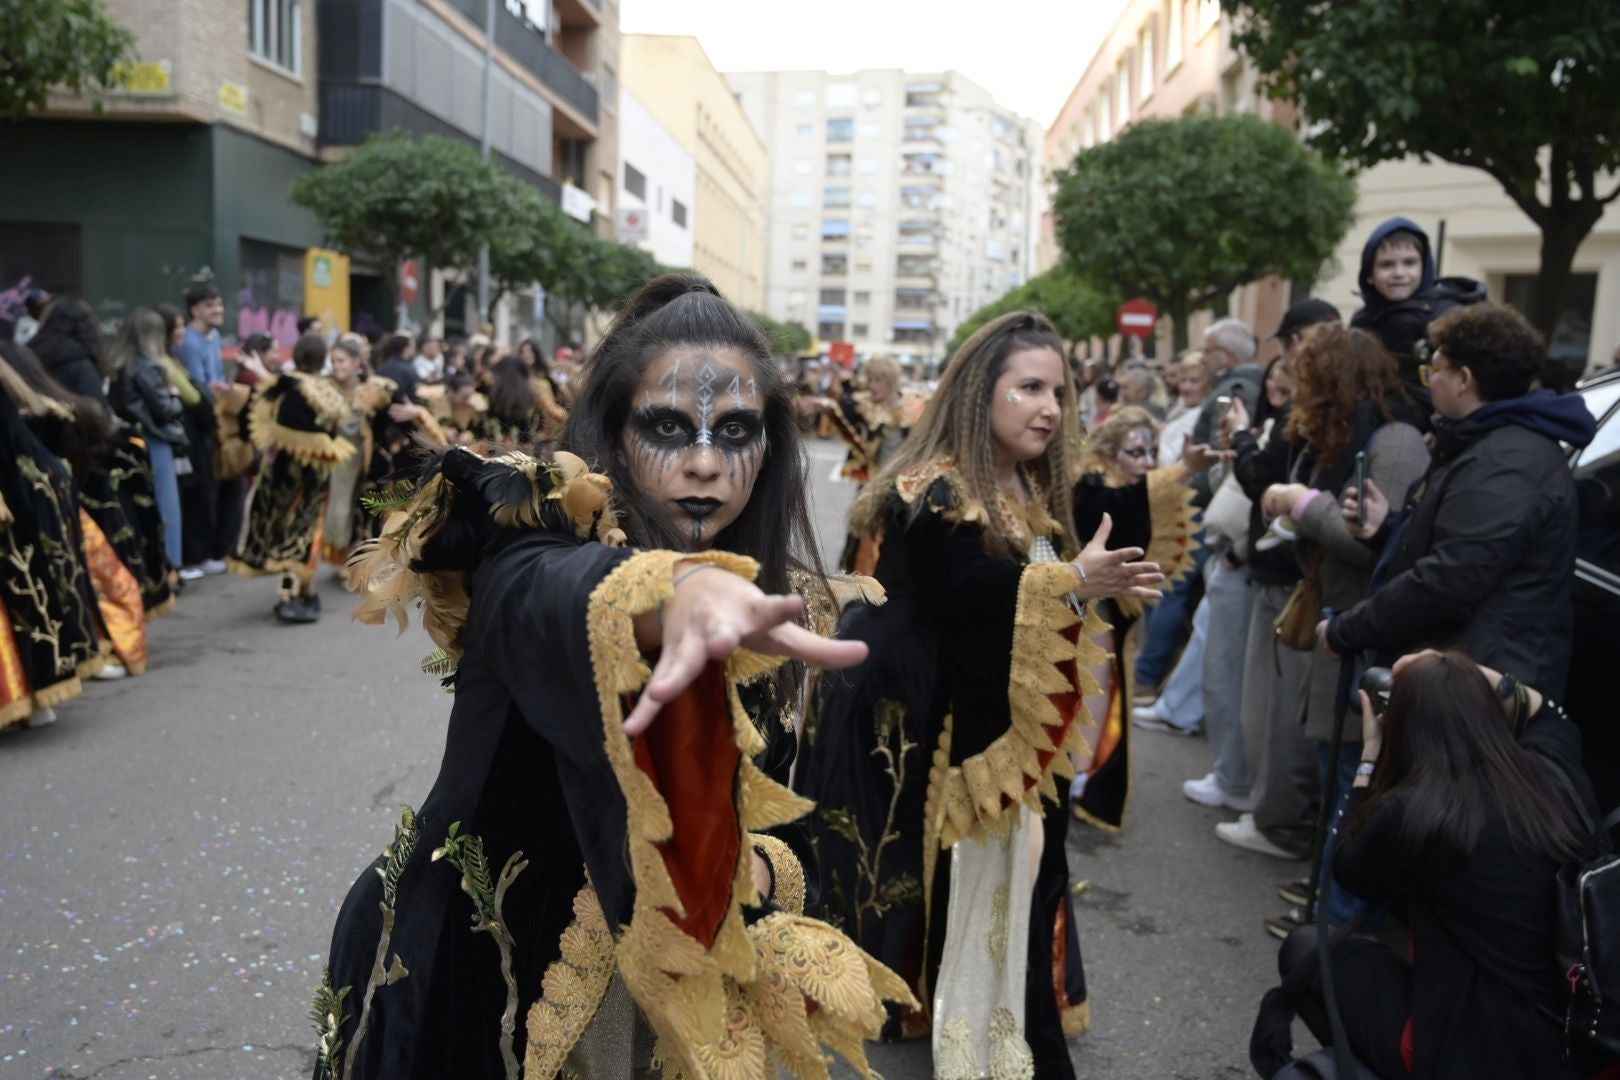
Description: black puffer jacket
xmin=38 ymin=345 xmax=106 ymax=404
xmin=1329 ymin=390 xmax=1597 ymax=697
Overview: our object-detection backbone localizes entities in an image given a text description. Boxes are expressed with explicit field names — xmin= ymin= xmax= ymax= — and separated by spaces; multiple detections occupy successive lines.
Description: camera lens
xmin=1360 ymin=666 xmax=1394 ymax=716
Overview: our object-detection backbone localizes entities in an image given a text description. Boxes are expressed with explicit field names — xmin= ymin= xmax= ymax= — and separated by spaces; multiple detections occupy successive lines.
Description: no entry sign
xmin=1116 ymin=298 xmax=1158 ymax=338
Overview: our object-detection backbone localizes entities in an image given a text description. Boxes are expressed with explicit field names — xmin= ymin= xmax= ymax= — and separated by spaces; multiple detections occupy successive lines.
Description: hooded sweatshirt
xmin=1349 ymin=217 xmax=1487 ymax=412
xmin=1328 ymin=388 xmax=1596 ymax=696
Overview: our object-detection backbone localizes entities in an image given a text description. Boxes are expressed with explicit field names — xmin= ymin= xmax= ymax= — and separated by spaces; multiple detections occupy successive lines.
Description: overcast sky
xmin=619 ymin=0 xmax=1130 ymax=129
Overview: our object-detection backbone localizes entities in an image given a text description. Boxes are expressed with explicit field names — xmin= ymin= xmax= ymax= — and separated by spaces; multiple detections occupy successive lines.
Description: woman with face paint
xmin=1068 ymin=406 xmax=1200 ymax=832
xmin=795 ymin=311 xmax=1165 ymax=1078
xmin=316 ymin=275 xmax=913 ymax=1080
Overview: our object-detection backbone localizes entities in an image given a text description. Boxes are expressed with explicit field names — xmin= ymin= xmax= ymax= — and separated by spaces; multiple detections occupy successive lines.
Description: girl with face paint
xmin=796 ymin=311 xmax=1166 ymax=1077
xmin=1069 ymin=406 xmax=1199 ymax=833
xmin=319 ymin=275 xmax=912 ymax=1080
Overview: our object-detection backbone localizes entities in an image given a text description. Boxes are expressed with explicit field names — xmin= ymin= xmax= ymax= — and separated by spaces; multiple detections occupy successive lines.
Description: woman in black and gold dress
xmin=314 ymin=275 xmax=912 ymax=1080
xmin=231 ymin=334 xmax=355 ymax=623
xmin=795 ymin=312 xmax=1163 ymax=1078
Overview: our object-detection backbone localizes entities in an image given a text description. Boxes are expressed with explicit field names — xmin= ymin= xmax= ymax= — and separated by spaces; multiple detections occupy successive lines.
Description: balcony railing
xmin=440 ymin=0 xmax=599 ymax=124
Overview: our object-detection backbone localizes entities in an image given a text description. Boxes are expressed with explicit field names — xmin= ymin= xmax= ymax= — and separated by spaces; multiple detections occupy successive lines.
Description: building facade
xmin=728 ymin=68 xmax=1039 ymax=367
xmin=1041 ymin=0 xmax=1292 ymax=355
xmin=615 ymin=89 xmax=696 ymax=270
xmin=620 ymin=35 xmax=767 ymax=310
xmin=1043 ymin=0 xmax=1617 ymax=371
xmin=1 ymin=0 xmax=620 ymax=346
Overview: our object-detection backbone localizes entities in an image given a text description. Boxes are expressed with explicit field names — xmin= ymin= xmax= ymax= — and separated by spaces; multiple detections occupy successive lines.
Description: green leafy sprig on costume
xmin=434 ymin=821 xmax=529 ymax=1080
xmin=359 ymin=478 xmax=419 ymax=517
xmin=309 ymin=968 xmax=350 ymax=1080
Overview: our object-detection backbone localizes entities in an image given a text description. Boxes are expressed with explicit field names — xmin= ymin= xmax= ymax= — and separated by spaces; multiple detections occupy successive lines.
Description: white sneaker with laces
xmin=1216 ymin=814 xmax=1299 ymax=859
xmin=200 ymin=558 xmax=228 ymax=575
xmin=1182 ymin=772 xmax=1254 ymax=812
xmin=92 ymin=661 xmax=128 ymax=681
xmin=178 ymin=565 xmax=206 ymax=581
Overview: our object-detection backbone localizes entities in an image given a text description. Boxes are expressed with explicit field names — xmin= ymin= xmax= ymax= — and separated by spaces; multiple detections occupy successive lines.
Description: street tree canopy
xmin=747 ymin=311 xmax=813 ymax=357
xmin=0 ymin=0 xmax=135 ymax=117
xmin=292 ymin=132 xmax=526 ymax=300
xmin=947 ymin=266 xmax=1118 ymax=357
xmin=1052 ymin=114 xmax=1355 ymax=349
xmin=1221 ymin=0 xmax=1620 ymax=341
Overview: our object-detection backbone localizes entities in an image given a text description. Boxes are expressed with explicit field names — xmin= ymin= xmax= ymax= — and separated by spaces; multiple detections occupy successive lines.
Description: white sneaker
xmin=178 ymin=565 xmax=206 ymax=581
xmin=92 ymin=661 xmax=127 ymax=680
xmin=30 ymin=706 xmax=57 ymax=726
xmin=1216 ymin=814 xmax=1299 ymax=859
xmin=1182 ymin=772 xmax=1253 ymax=812
xmin=200 ymin=558 xmax=228 ymax=575
xmin=1132 ymin=701 xmax=1165 ymax=723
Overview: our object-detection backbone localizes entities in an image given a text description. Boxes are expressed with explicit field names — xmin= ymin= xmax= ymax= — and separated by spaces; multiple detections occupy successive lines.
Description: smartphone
xmin=1214 ymin=394 xmax=1234 ymax=419
xmin=1353 ymin=450 xmax=1368 ymax=527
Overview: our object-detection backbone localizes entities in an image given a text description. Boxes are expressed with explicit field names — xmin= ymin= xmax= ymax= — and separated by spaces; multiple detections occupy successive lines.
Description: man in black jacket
xmin=1325 ymin=303 xmax=1596 ymax=697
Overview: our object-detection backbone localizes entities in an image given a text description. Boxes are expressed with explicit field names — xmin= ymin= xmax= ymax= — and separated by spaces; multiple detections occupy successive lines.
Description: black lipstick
xmin=675 ymin=497 xmax=722 ymax=519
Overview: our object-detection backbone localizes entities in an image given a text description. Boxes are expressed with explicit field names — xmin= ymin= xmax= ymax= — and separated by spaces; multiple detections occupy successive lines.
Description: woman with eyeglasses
xmin=1069 ymin=405 xmax=1200 ymax=831
xmin=1258 ymin=323 xmax=1429 ymax=936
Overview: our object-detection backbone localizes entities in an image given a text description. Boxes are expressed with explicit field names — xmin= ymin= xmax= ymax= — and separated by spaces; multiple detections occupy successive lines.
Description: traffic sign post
xmin=1116 ymin=298 xmax=1158 ymax=338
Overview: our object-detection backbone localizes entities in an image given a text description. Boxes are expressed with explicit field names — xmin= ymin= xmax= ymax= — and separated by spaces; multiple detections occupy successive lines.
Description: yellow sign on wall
xmin=112 ymin=61 xmax=173 ymax=94
xmin=304 ymin=249 xmax=351 ymax=334
xmin=218 ymin=81 xmax=248 ymax=115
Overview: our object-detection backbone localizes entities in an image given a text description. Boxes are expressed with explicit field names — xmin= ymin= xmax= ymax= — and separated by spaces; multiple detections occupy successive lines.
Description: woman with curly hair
xmin=1258 ymin=323 xmax=1428 ymax=931
xmin=796 ymin=311 xmax=1163 ymax=1076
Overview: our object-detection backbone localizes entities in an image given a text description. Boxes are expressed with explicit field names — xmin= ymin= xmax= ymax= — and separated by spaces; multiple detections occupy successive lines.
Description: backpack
xmin=1544 ymin=762 xmax=1620 ymax=1074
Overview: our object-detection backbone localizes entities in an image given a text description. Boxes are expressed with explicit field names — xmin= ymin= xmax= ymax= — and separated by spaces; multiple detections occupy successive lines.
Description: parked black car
xmin=1568 ymin=369 xmax=1620 ymax=811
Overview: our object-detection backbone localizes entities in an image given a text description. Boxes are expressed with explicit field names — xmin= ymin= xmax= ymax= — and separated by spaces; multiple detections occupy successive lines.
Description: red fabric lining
xmin=630 ymin=662 xmax=742 ymax=948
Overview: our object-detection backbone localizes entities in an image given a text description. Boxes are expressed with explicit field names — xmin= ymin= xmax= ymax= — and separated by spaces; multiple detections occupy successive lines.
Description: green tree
xmin=1222 ymin=0 xmax=1620 ymax=342
xmin=291 ymin=132 xmax=526 ymax=311
xmin=747 ymin=310 xmax=813 ymax=356
xmin=0 ymin=0 xmax=134 ymax=117
xmin=1052 ymin=114 xmax=1355 ymax=349
xmin=947 ymin=266 xmax=1119 ymax=357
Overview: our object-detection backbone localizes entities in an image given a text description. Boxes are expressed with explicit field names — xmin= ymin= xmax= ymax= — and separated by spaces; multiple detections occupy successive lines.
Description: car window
xmin=1574 ymin=398 xmax=1620 ymax=577
xmin=1577 ymin=379 xmax=1620 ymax=430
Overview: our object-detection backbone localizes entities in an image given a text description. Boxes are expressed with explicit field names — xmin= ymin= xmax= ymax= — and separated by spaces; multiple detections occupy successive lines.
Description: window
xmin=1164 ymin=0 xmax=1184 ymax=70
xmin=1097 ymin=97 xmax=1111 ymax=141
xmin=825 ymin=82 xmax=857 ymax=107
xmin=1139 ymin=24 xmax=1155 ymax=101
xmin=852 ymin=323 xmax=869 ymax=338
xmin=818 ymin=321 xmax=846 ymax=340
xmin=823 ymin=185 xmax=852 ymax=208
xmin=795 ymin=123 xmax=813 ymax=141
xmin=789 ymin=191 xmax=812 ymax=208
xmin=857 ymin=158 xmax=879 ymax=175
xmin=1504 ymin=273 xmax=1597 ymax=373
xmin=1115 ymin=61 xmax=1131 ymax=127
xmin=249 ymin=0 xmax=302 ymax=75
xmin=603 ymin=64 xmax=618 ymax=110
xmin=827 ymin=117 xmax=854 ymax=141
xmin=853 ymin=291 xmax=871 ymax=305
xmin=671 ymin=198 xmax=687 ymax=228
xmin=790 ymin=259 xmax=808 ymax=272
xmin=857 ymin=191 xmax=877 ymax=207
xmin=827 ymin=154 xmax=852 ymax=177
xmin=859 ymin=123 xmax=882 ymax=140
xmin=819 ymin=288 xmax=847 ymax=305
xmin=821 ymin=218 xmax=851 ymax=241
xmin=855 ymin=260 xmax=873 ymax=274
xmin=793 ymin=158 xmax=814 ymax=176
xmin=1198 ymin=0 xmax=1220 ymax=34
xmin=795 ymin=89 xmax=817 ymax=107
xmin=821 ymin=253 xmax=849 ymax=275
xmin=791 ymin=223 xmax=810 ymax=241
xmin=623 ymin=162 xmax=646 ymax=200
xmin=862 ymin=88 xmax=883 ymax=107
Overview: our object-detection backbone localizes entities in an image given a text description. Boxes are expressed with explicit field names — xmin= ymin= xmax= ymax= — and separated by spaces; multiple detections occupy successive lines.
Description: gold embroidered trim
xmin=585 ymin=552 xmax=913 ymax=1080
xmin=931 ymin=563 xmax=1109 ymax=848
xmin=1117 ymin=464 xmax=1200 ymax=622
xmin=523 ymin=883 xmax=618 ymax=1079
xmin=936 ymin=1016 xmax=979 ymax=1080
xmin=246 ymin=375 xmax=356 ymax=468
xmin=987 ymin=883 xmax=1010 ymax=964
xmin=892 ymin=458 xmax=1064 ymax=554
xmin=988 ymin=1007 xmax=1036 ymax=1080
xmin=749 ymin=834 xmax=806 ymax=916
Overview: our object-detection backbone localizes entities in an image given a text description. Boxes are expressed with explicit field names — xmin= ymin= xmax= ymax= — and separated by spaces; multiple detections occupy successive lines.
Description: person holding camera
xmin=1274 ymin=649 xmax=1593 ymax=1079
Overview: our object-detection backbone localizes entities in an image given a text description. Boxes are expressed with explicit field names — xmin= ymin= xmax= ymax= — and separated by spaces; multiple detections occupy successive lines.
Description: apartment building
xmin=620 ymin=35 xmax=766 ymax=310
xmin=0 ymin=0 xmax=619 ymax=343
xmin=728 ymin=69 xmax=1040 ymax=366
xmin=616 ymin=89 xmax=696 ymax=270
xmin=1041 ymin=0 xmax=1293 ymax=354
xmin=1044 ymin=0 xmax=1617 ymax=371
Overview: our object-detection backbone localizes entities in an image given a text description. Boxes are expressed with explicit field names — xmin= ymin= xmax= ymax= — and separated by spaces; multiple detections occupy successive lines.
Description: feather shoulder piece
xmin=346 ymin=446 xmax=626 ymax=674
xmin=247 ymin=372 xmax=356 ymax=467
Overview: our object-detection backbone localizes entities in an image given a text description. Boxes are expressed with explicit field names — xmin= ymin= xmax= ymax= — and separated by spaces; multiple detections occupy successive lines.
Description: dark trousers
xmin=1279 ymin=925 xmax=1412 ymax=1078
xmin=182 ymin=467 xmax=247 ymax=565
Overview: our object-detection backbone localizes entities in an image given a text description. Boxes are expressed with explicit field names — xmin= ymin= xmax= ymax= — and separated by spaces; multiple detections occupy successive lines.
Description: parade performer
xmin=0 ymin=353 xmax=105 ymax=728
xmin=426 ymin=372 xmax=489 ymax=447
xmin=321 ymin=338 xmax=393 ymax=567
xmin=819 ymin=357 xmax=929 ymax=572
xmin=314 ymin=275 xmax=913 ymax=1080
xmin=230 ymin=334 xmax=355 ymax=624
xmin=1068 ymin=406 xmax=1198 ymax=830
xmin=794 ymin=312 xmax=1162 ymax=1078
xmin=518 ymin=337 xmax=571 ymax=437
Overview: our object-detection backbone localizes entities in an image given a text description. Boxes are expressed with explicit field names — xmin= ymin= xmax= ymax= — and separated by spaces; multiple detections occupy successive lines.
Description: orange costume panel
xmin=79 ymin=511 xmax=148 ymax=677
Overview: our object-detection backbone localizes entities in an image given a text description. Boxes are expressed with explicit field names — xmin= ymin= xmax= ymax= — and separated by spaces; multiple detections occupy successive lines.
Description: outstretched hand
xmin=624 ymin=566 xmax=868 ymax=736
xmin=1073 ymin=513 xmax=1164 ymax=601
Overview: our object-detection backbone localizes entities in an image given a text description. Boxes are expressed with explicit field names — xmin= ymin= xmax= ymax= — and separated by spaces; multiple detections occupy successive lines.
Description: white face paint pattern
xmin=694 ymin=363 xmax=718 ymax=446
xmin=1006 ymin=388 xmax=1024 ymax=404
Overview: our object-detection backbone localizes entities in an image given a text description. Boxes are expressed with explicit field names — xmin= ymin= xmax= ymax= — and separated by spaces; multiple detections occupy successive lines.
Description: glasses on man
xmin=1412 ymin=339 xmax=1440 ymax=387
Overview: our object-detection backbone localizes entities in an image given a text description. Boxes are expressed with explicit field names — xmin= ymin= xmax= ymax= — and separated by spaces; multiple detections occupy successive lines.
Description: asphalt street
xmin=0 ymin=436 xmax=1308 ymax=1079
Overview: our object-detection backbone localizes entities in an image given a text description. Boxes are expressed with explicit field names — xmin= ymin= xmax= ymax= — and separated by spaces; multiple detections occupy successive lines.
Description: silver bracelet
xmin=672 ymin=563 xmax=728 ymax=591
xmin=1072 ymin=559 xmax=1088 ymax=585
